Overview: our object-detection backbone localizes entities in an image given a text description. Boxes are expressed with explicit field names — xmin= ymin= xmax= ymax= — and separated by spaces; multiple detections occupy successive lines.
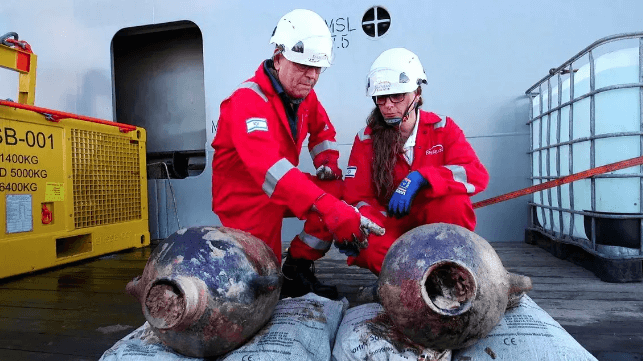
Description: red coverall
xmin=343 ymin=110 xmax=489 ymax=274
xmin=211 ymin=61 xmax=341 ymax=262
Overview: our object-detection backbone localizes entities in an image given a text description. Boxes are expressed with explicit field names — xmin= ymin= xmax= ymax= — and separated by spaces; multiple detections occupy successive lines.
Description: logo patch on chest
xmin=345 ymin=166 xmax=357 ymax=178
xmin=426 ymin=144 xmax=444 ymax=155
xmin=246 ymin=118 xmax=268 ymax=133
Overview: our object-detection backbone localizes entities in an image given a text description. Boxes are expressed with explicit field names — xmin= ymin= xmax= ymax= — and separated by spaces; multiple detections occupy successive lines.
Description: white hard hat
xmin=366 ymin=48 xmax=427 ymax=96
xmin=269 ymin=9 xmax=333 ymax=68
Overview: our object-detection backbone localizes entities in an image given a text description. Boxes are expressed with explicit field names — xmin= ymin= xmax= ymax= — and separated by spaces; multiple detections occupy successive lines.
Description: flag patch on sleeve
xmin=346 ymin=166 xmax=357 ymax=178
xmin=246 ymin=118 xmax=268 ymax=133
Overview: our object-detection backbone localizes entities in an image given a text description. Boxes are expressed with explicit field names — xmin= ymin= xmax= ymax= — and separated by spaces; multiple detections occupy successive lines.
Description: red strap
xmin=473 ymin=155 xmax=643 ymax=209
xmin=5 ymin=38 xmax=33 ymax=53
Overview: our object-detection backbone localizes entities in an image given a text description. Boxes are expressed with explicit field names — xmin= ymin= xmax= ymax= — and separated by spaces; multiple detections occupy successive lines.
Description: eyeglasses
xmin=292 ymin=62 xmax=324 ymax=74
xmin=373 ymin=93 xmax=406 ymax=105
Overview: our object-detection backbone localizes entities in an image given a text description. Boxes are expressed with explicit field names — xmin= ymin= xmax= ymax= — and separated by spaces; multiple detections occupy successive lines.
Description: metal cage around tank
xmin=525 ymin=32 xmax=643 ymax=268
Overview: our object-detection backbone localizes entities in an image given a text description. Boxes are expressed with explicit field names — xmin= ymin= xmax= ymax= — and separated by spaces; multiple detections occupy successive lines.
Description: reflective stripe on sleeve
xmin=357 ymin=127 xmax=370 ymax=141
xmin=298 ymin=230 xmax=332 ymax=251
xmin=238 ymin=81 xmax=268 ymax=102
xmin=310 ymin=140 xmax=338 ymax=159
xmin=263 ymin=158 xmax=295 ymax=197
xmin=443 ymin=165 xmax=475 ymax=194
xmin=355 ymin=201 xmax=371 ymax=209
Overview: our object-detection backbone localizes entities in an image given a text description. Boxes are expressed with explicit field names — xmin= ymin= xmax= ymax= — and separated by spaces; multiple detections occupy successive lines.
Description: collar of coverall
xmin=402 ymin=107 xmax=421 ymax=149
xmin=264 ymin=59 xmax=305 ymax=105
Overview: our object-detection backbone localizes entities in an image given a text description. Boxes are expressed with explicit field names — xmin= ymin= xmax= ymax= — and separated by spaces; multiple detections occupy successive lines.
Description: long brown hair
xmin=368 ymin=107 xmax=403 ymax=203
xmin=368 ymin=90 xmax=423 ymax=203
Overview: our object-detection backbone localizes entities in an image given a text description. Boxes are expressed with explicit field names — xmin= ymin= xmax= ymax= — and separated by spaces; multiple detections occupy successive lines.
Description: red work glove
xmin=312 ymin=193 xmax=362 ymax=243
xmin=314 ymin=153 xmax=343 ymax=180
xmin=316 ymin=163 xmax=342 ymax=180
xmin=357 ymin=204 xmax=386 ymax=226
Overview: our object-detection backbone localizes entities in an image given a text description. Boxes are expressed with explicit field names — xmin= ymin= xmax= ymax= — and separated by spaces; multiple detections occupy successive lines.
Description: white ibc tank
xmin=531 ymin=47 xmax=640 ymax=239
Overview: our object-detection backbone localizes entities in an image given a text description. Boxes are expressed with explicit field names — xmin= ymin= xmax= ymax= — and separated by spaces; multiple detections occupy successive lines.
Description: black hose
xmin=0 ymin=32 xmax=19 ymax=47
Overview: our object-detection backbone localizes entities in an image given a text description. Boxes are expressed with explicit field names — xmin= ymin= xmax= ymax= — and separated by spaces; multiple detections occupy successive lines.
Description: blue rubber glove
xmin=334 ymin=241 xmax=361 ymax=257
xmin=388 ymin=171 xmax=428 ymax=218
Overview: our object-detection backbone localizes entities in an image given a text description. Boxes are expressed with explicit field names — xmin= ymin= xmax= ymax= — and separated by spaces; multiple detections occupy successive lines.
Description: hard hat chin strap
xmin=384 ymin=93 xmax=420 ymax=126
xmin=403 ymin=94 xmax=420 ymax=122
xmin=384 ymin=93 xmax=419 ymax=126
xmin=384 ymin=117 xmax=403 ymax=126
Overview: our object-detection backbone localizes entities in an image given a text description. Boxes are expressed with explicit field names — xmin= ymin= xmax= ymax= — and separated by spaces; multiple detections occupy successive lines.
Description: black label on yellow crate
xmin=0 ymin=154 xmax=45 ymax=192
xmin=0 ymin=122 xmax=62 ymax=194
xmin=9 ymin=168 xmax=47 ymax=178
xmin=0 ymin=153 xmax=39 ymax=164
xmin=0 ymin=182 xmax=37 ymax=192
xmin=0 ymin=127 xmax=54 ymax=149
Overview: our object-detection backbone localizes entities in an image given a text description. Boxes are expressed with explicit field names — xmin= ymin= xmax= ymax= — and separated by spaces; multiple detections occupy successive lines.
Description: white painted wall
xmin=1 ymin=0 xmax=642 ymax=242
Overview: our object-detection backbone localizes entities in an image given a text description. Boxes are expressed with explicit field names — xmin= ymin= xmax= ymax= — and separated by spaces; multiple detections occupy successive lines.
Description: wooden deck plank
xmin=0 ymin=240 xmax=641 ymax=360
xmin=0 ymin=328 xmax=132 ymax=359
xmin=0 ymin=289 xmax=136 ymax=308
xmin=0 ymin=277 xmax=139 ymax=293
xmin=0 ymin=348 xmax=94 ymax=361
xmin=0 ymin=315 xmax=141 ymax=337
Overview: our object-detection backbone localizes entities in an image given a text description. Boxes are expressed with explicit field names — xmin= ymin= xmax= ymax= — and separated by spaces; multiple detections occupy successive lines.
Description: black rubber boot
xmin=280 ymin=252 xmax=338 ymax=300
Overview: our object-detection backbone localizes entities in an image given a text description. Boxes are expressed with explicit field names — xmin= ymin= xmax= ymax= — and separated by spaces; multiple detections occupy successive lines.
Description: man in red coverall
xmin=211 ymin=9 xmax=381 ymax=300
xmin=343 ymin=48 xmax=490 ymax=276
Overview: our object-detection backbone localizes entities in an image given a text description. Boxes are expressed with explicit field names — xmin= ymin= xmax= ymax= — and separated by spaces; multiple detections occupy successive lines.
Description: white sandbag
xmin=99 ymin=322 xmax=194 ymax=361
xmin=100 ymin=293 xmax=347 ymax=361
xmin=332 ymin=303 xmax=451 ymax=361
xmin=452 ymin=295 xmax=598 ymax=361
xmin=224 ymin=293 xmax=347 ymax=361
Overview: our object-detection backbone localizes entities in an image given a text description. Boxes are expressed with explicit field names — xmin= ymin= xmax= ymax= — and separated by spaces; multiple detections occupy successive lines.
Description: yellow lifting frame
xmin=0 ymin=41 xmax=37 ymax=105
xmin=0 ymin=34 xmax=150 ymax=280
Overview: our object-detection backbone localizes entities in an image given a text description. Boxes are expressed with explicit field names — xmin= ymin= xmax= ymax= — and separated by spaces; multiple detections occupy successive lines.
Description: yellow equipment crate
xmin=0 ymin=34 xmax=149 ymax=279
xmin=0 ymin=105 xmax=150 ymax=279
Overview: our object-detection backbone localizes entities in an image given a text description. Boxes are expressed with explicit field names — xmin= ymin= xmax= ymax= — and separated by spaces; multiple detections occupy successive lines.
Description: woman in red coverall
xmin=343 ymin=48 xmax=490 ymax=276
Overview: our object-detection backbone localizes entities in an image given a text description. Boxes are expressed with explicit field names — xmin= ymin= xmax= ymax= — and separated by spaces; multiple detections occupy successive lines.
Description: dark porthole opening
xmin=362 ymin=6 xmax=391 ymax=38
